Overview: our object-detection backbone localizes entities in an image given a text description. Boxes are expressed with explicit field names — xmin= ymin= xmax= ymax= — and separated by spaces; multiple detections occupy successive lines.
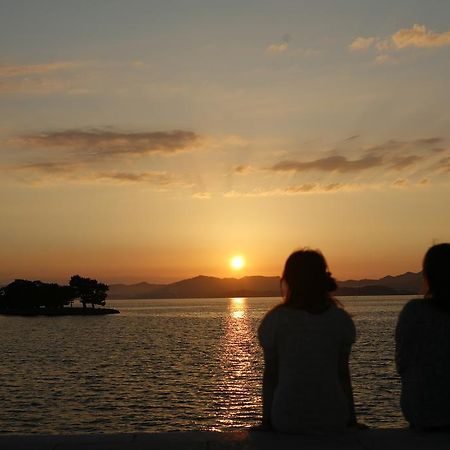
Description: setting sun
xmin=230 ymin=255 xmax=245 ymax=271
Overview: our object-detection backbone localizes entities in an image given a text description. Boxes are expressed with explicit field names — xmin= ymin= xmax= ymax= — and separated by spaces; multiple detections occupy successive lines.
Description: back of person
xmin=258 ymin=249 xmax=357 ymax=433
xmin=259 ymin=304 xmax=355 ymax=432
xmin=395 ymin=243 xmax=450 ymax=429
xmin=396 ymin=299 xmax=450 ymax=428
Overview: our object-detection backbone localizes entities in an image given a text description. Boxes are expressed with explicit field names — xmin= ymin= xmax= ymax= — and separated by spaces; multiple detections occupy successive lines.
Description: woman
xmin=395 ymin=243 xmax=450 ymax=430
xmin=258 ymin=249 xmax=357 ymax=433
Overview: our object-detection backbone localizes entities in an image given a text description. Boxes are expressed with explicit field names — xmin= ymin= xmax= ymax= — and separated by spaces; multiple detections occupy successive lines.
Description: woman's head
xmin=423 ymin=243 xmax=450 ymax=300
xmin=281 ymin=249 xmax=337 ymax=312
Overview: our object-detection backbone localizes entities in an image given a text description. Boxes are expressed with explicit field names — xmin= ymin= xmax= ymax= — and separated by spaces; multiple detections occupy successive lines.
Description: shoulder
xmin=258 ymin=303 xmax=285 ymax=345
xmin=259 ymin=303 xmax=286 ymax=327
xmin=330 ymin=304 xmax=353 ymax=323
xmin=396 ymin=299 xmax=426 ymax=338
xmin=329 ymin=305 xmax=356 ymax=342
xmin=398 ymin=298 xmax=426 ymax=318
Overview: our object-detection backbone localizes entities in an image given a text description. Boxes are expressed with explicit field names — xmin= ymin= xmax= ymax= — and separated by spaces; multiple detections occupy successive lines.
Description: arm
xmin=338 ymin=345 xmax=356 ymax=427
xmin=261 ymin=351 xmax=278 ymax=430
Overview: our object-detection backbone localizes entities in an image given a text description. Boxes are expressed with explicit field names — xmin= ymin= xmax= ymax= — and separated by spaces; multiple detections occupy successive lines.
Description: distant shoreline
xmin=107 ymin=273 xmax=422 ymax=300
xmin=109 ymin=292 xmax=419 ymax=300
xmin=0 ymin=307 xmax=120 ymax=316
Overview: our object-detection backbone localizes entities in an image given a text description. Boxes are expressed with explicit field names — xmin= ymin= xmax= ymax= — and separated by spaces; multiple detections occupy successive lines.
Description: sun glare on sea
xmin=230 ymin=255 xmax=245 ymax=271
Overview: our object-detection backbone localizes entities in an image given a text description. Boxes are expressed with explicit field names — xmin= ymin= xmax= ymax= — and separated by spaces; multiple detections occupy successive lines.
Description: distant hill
xmin=338 ymin=271 xmax=423 ymax=294
xmin=109 ymin=271 xmax=423 ymax=299
xmin=107 ymin=282 xmax=162 ymax=299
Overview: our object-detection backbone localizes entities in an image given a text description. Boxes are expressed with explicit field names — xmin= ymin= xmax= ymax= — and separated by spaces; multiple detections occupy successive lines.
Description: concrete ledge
xmin=0 ymin=429 xmax=449 ymax=450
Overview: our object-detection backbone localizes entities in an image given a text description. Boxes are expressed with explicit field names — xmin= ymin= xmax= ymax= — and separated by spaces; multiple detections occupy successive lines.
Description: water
xmin=0 ymin=296 xmax=411 ymax=433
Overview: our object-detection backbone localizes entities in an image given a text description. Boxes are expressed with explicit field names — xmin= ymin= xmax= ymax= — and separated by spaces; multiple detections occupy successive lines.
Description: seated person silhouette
xmin=258 ymin=249 xmax=357 ymax=433
xmin=396 ymin=243 xmax=450 ymax=430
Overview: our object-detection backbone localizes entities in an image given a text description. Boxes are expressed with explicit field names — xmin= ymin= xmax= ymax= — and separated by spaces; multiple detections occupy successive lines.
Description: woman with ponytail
xmin=258 ymin=249 xmax=357 ymax=433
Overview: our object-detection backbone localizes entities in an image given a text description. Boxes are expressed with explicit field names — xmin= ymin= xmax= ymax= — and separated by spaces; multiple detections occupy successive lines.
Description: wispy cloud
xmin=0 ymin=62 xmax=80 ymax=78
xmin=236 ymin=137 xmax=447 ymax=176
xmin=4 ymin=162 xmax=185 ymax=189
xmin=0 ymin=61 xmax=86 ymax=94
xmin=392 ymin=178 xmax=408 ymax=187
xmin=224 ymin=183 xmax=356 ymax=198
xmin=389 ymin=155 xmax=423 ymax=171
xmin=271 ymin=155 xmax=383 ymax=173
xmin=15 ymin=128 xmax=203 ymax=158
xmin=96 ymin=171 xmax=177 ymax=186
xmin=231 ymin=136 xmax=448 ymax=196
xmin=13 ymin=161 xmax=80 ymax=174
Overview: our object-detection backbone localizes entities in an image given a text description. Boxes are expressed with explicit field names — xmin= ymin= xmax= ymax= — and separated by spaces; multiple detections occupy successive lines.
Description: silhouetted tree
xmin=69 ymin=275 xmax=108 ymax=308
xmin=0 ymin=280 xmax=77 ymax=309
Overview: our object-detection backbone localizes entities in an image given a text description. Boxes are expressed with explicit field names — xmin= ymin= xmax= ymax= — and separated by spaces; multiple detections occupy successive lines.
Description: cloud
xmin=233 ymin=136 xmax=448 ymax=195
xmin=375 ymin=53 xmax=396 ymax=65
xmin=344 ymin=135 xmax=360 ymax=141
xmin=436 ymin=156 xmax=450 ymax=173
xmin=224 ymin=183 xmax=355 ymax=197
xmin=4 ymin=162 xmax=183 ymax=188
xmin=15 ymin=128 xmax=202 ymax=158
xmin=393 ymin=178 xmax=408 ymax=187
xmin=0 ymin=77 xmax=90 ymax=95
xmin=96 ymin=171 xmax=176 ymax=186
xmin=349 ymin=25 xmax=450 ymax=63
xmin=349 ymin=36 xmax=375 ymax=51
xmin=267 ymin=34 xmax=291 ymax=54
xmin=234 ymin=164 xmax=259 ymax=174
xmin=0 ymin=62 xmax=80 ymax=78
xmin=389 ymin=155 xmax=423 ymax=170
xmin=267 ymin=43 xmax=289 ymax=53
xmin=192 ymin=192 xmax=211 ymax=199
xmin=13 ymin=161 xmax=80 ymax=174
xmin=271 ymin=155 xmax=383 ymax=173
xmin=392 ymin=24 xmax=450 ymax=49
xmin=366 ymin=137 xmax=445 ymax=156
xmin=0 ymin=62 xmax=86 ymax=95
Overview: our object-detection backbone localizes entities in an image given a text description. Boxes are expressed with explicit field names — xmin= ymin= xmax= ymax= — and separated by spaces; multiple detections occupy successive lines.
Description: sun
xmin=230 ymin=255 xmax=245 ymax=271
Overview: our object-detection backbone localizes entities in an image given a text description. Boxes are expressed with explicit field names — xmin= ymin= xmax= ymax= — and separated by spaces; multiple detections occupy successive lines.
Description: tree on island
xmin=0 ymin=279 xmax=77 ymax=310
xmin=69 ymin=275 xmax=109 ymax=309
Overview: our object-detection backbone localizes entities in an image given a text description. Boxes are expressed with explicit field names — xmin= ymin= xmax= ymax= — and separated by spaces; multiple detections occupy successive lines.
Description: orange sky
xmin=1 ymin=1 xmax=449 ymax=284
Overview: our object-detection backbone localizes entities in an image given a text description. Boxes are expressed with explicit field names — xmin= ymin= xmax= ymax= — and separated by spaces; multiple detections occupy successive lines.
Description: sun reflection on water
xmin=214 ymin=297 xmax=261 ymax=429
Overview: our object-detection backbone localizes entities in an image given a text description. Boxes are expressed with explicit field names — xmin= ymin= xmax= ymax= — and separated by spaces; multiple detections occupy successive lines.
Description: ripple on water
xmin=0 ymin=296 xmax=410 ymax=433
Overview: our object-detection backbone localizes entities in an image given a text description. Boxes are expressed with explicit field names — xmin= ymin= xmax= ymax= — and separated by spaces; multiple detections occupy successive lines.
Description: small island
xmin=0 ymin=275 xmax=119 ymax=316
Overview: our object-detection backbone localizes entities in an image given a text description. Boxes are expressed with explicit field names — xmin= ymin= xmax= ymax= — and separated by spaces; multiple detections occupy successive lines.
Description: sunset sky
xmin=1 ymin=0 xmax=449 ymax=284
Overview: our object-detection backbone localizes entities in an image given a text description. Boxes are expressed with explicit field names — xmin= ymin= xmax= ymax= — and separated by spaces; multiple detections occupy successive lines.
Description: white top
xmin=258 ymin=303 xmax=356 ymax=433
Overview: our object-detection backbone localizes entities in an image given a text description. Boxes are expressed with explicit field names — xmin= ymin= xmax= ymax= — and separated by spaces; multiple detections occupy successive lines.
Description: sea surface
xmin=0 ymin=296 xmax=413 ymax=434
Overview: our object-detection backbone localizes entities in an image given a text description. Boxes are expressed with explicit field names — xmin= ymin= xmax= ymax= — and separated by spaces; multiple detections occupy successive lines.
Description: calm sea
xmin=0 ymin=296 xmax=412 ymax=434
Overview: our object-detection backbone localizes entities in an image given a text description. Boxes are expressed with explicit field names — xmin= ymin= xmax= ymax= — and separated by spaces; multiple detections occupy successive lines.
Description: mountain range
xmin=108 ymin=271 xmax=424 ymax=300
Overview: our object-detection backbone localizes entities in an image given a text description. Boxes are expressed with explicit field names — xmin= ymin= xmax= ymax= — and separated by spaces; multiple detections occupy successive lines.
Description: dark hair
xmin=423 ymin=243 xmax=450 ymax=308
xmin=281 ymin=249 xmax=339 ymax=313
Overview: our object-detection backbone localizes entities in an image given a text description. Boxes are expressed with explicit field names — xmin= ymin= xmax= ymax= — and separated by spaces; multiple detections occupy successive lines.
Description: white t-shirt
xmin=258 ymin=303 xmax=356 ymax=433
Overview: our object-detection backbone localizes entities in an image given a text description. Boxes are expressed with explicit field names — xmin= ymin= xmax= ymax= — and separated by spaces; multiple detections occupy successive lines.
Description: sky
xmin=1 ymin=0 xmax=449 ymax=284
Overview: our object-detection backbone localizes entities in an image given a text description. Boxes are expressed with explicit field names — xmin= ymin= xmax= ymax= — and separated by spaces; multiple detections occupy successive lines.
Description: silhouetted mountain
xmin=338 ymin=271 xmax=423 ymax=294
xmin=108 ymin=282 xmax=162 ymax=299
xmin=146 ymin=275 xmax=281 ymax=299
xmin=335 ymin=285 xmax=410 ymax=296
xmin=108 ymin=271 xmax=423 ymax=299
